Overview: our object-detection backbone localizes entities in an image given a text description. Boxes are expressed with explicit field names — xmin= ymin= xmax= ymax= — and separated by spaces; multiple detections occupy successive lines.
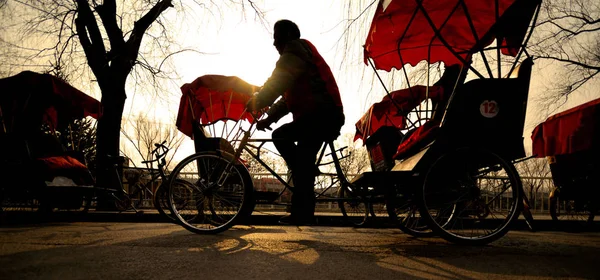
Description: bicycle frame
xmin=213 ymin=119 xmax=362 ymax=206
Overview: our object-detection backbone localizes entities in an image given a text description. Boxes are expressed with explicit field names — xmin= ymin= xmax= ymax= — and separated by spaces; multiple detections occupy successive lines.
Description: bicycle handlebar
xmin=141 ymin=141 xmax=170 ymax=165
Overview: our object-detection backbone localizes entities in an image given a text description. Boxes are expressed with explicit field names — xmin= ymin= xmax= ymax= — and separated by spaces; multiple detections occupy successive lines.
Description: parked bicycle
xmin=144 ymin=141 xmax=194 ymax=222
xmin=123 ymin=141 xmax=170 ymax=210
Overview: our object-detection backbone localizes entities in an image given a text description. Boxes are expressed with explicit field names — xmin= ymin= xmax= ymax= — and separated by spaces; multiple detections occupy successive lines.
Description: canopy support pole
xmin=367 ymin=56 xmax=390 ymax=97
xmin=367 ymin=56 xmax=415 ymax=129
xmin=222 ymin=91 xmax=235 ymax=139
xmin=187 ymin=93 xmax=196 ymax=121
xmin=458 ymin=0 xmax=494 ymax=78
xmin=416 ymin=0 xmax=485 ymax=79
xmin=507 ymin=3 xmax=541 ymax=77
xmin=395 ymin=4 xmax=420 ymax=93
xmin=495 ymin=0 xmax=501 ymax=78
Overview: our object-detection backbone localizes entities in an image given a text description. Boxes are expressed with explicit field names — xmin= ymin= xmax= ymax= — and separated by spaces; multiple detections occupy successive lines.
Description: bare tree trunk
xmin=95 ymin=80 xmax=127 ymax=191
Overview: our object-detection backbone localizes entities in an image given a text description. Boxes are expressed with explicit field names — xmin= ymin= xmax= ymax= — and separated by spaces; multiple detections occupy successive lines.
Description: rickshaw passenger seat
xmin=393 ymin=120 xmax=440 ymax=160
xmin=392 ymin=58 xmax=533 ymax=162
xmin=191 ymin=121 xmax=236 ymax=155
xmin=366 ymin=126 xmax=403 ymax=171
xmin=391 ymin=63 xmax=469 ymax=161
xmin=431 ymin=63 xmax=470 ymax=122
xmin=439 ymin=57 xmax=534 ymax=160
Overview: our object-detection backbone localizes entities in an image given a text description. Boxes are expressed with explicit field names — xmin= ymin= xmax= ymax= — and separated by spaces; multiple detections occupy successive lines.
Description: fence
xmin=520 ymin=176 xmax=555 ymax=214
xmin=125 ymin=166 xmax=558 ymax=214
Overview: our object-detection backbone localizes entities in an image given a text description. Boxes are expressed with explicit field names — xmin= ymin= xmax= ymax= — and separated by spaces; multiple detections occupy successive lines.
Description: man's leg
xmin=271 ymin=121 xmax=323 ymax=224
xmin=272 ymin=123 xmax=300 ymax=170
xmin=290 ymin=138 xmax=323 ymax=223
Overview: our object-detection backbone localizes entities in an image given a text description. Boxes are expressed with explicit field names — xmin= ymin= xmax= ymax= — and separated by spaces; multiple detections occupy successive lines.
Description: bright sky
xmin=115 ymin=0 xmax=599 ymax=164
xmin=122 ymin=0 xmax=375 ymax=163
xmin=165 ymin=0 xmax=369 ymax=127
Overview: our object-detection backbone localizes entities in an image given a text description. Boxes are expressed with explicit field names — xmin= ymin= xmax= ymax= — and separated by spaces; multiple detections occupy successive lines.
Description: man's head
xmin=273 ymin=20 xmax=300 ymax=54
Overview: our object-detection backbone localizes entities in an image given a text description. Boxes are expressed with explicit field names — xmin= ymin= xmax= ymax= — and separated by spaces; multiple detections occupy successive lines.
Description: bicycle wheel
xmin=549 ymin=188 xmax=595 ymax=230
xmin=128 ymin=183 xmax=144 ymax=209
xmin=386 ymin=190 xmax=435 ymax=237
xmin=154 ymin=183 xmax=172 ymax=221
xmin=367 ymin=190 xmax=386 ymax=220
xmin=109 ymin=190 xmax=132 ymax=212
xmin=337 ymin=184 xmax=369 ymax=227
xmin=154 ymin=179 xmax=194 ymax=223
xmin=420 ymin=147 xmax=521 ymax=245
xmin=154 ymin=183 xmax=169 ymax=220
xmin=168 ymin=151 xmax=254 ymax=234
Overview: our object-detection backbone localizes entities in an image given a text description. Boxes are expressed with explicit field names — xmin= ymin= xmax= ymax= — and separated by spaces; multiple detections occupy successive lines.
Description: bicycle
xmin=166 ymin=113 xmax=373 ymax=234
xmin=124 ymin=142 xmax=170 ymax=211
xmin=85 ymin=154 xmax=143 ymax=213
xmin=142 ymin=141 xmax=195 ymax=222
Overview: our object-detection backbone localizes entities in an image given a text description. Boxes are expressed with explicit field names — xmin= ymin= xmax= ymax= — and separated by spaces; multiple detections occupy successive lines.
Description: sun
xmin=220 ymin=28 xmax=279 ymax=87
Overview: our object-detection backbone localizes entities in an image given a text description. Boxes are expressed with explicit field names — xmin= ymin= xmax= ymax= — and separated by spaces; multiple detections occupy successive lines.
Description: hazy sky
xmin=123 ymin=0 xmax=377 ymax=162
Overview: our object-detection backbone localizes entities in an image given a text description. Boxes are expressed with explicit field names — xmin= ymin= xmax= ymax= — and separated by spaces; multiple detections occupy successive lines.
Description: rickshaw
xmin=352 ymin=0 xmax=541 ymax=245
xmin=169 ymin=75 xmax=373 ymax=233
xmin=167 ymin=0 xmax=541 ymax=245
xmin=0 ymin=71 xmax=101 ymax=213
xmin=531 ymin=97 xmax=600 ymax=229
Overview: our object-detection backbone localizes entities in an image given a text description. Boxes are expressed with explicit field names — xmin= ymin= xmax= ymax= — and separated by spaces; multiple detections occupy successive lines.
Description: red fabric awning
xmin=531 ymin=98 xmax=600 ymax=157
xmin=354 ymin=85 xmax=443 ymax=143
xmin=176 ymin=75 xmax=259 ymax=138
xmin=0 ymin=71 xmax=101 ymax=134
xmin=364 ymin=0 xmax=540 ymax=71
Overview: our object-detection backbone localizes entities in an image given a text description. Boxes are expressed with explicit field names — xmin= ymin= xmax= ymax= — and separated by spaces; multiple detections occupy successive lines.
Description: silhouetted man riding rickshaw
xmin=245 ymin=19 xmax=345 ymax=226
xmin=168 ymin=0 xmax=542 ymax=245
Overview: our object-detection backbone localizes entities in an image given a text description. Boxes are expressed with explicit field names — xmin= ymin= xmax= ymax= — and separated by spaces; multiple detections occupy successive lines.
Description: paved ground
xmin=1 ymin=221 xmax=599 ymax=280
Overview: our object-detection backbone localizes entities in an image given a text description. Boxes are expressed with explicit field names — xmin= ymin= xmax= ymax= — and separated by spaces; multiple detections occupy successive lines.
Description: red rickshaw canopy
xmin=0 ymin=71 xmax=101 ymax=134
xmin=354 ymin=85 xmax=444 ymax=143
xmin=532 ymin=98 xmax=600 ymax=157
xmin=364 ymin=0 xmax=540 ymax=71
xmin=176 ymin=75 xmax=259 ymax=138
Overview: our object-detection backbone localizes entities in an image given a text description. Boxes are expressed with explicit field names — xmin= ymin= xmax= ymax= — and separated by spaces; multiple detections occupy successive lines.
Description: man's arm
xmin=254 ymin=40 xmax=310 ymax=108
xmin=265 ymin=98 xmax=289 ymax=123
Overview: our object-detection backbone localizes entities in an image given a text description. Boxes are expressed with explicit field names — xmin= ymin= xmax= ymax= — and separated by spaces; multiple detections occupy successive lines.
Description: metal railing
xmin=125 ymin=166 xmax=558 ymax=215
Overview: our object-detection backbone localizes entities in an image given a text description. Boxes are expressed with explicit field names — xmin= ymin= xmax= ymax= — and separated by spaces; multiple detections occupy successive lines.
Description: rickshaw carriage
xmin=349 ymin=0 xmax=540 ymax=245
xmin=176 ymin=74 xmax=259 ymax=156
xmin=531 ymin=97 xmax=600 ymax=225
xmin=0 ymin=71 xmax=101 ymax=212
xmin=353 ymin=57 xmax=533 ymax=181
